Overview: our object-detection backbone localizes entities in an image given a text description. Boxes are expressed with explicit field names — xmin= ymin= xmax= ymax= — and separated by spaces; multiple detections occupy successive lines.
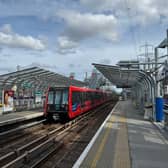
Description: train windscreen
xmin=47 ymin=89 xmax=68 ymax=111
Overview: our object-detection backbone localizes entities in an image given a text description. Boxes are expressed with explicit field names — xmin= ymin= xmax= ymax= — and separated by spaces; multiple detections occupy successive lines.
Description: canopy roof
xmin=158 ymin=38 xmax=168 ymax=48
xmin=93 ymin=63 xmax=153 ymax=88
xmin=0 ymin=67 xmax=86 ymax=90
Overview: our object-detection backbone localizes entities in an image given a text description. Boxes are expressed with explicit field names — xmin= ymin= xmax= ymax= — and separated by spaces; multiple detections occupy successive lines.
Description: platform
xmin=0 ymin=110 xmax=44 ymax=127
xmin=73 ymin=100 xmax=168 ymax=168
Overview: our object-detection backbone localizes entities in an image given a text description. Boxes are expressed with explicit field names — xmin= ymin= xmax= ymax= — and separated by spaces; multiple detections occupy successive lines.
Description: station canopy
xmin=0 ymin=67 xmax=86 ymax=90
xmin=158 ymin=38 xmax=168 ymax=48
xmin=93 ymin=63 xmax=152 ymax=88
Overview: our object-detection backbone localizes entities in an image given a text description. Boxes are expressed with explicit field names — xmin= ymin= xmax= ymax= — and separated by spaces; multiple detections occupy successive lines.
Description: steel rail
xmin=0 ymin=102 xmax=113 ymax=168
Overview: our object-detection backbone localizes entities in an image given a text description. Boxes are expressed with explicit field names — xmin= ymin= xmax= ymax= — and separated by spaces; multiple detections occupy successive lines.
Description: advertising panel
xmin=0 ymin=90 xmax=2 ymax=114
xmin=0 ymin=103 xmax=2 ymax=114
xmin=3 ymin=90 xmax=14 ymax=112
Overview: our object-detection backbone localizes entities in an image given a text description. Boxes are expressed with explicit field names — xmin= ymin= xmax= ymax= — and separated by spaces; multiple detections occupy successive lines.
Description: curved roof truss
xmin=92 ymin=63 xmax=155 ymax=89
xmin=0 ymin=67 xmax=86 ymax=90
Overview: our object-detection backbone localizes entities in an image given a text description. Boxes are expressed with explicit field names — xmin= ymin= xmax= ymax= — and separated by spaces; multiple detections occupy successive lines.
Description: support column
xmin=155 ymin=47 xmax=164 ymax=122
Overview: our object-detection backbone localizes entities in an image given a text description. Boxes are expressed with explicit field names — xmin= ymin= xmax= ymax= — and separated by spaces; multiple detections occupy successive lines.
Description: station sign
xmin=21 ymin=82 xmax=32 ymax=88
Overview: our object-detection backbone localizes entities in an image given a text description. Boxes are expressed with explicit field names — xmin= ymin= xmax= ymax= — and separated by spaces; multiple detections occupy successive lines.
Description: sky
xmin=0 ymin=0 xmax=168 ymax=80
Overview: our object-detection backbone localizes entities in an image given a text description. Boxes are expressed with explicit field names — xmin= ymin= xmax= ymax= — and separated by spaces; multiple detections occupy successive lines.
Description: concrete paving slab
xmin=74 ymin=102 xmax=131 ymax=168
xmin=126 ymin=100 xmax=168 ymax=168
xmin=73 ymin=100 xmax=168 ymax=168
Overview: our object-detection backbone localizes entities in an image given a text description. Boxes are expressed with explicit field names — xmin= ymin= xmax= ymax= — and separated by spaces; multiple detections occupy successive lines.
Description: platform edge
xmin=72 ymin=101 xmax=119 ymax=168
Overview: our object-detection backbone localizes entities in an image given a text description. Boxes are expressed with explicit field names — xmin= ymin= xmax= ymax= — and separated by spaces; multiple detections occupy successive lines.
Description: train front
xmin=45 ymin=87 xmax=69 ymax=121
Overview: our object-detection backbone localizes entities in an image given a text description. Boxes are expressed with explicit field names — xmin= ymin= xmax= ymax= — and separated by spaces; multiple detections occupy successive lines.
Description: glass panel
xmin=55 ymin=91 xmax=61 ymax=110
xmin=55 ymin=91 xmax=61 ymax=104
xmin=72 ymin=91 xmax=81 ymax=111
xmin=72 ymin=92 xmax=79 ymax=105
xmin=62 ymin=90 xmax=68 ymax=104
xmin=47 ymin=91 xmax=54 ymax=104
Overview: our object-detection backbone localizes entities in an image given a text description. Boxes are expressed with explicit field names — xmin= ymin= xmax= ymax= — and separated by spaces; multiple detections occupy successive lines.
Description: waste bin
xmin=155 ymin=97 xmax=164 ymax=122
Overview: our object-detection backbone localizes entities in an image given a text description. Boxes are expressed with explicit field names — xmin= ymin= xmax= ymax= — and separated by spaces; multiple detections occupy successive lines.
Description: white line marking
xmin=72 ymin=102 xmax=119 ymax=168
xmin=0 ymin=113 xmax=43 ymax=126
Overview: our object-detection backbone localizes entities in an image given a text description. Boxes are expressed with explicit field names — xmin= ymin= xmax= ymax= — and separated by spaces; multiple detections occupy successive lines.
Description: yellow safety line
xmin=120 ymin=116 xmax=126 ymax=123
xmin=113 ymin=115 xmax=130 ymax=168
xmin=90 ymin=116 xmax=115 ymax=168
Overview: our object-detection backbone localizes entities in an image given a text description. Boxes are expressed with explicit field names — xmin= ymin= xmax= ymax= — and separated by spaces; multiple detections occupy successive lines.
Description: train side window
xmin=83 ymin=92 xmax=86 ymax=102
xmin=90 ymin=92 xmax=92 ymax=101
xmin=85 ymin=92 xmax=87 ymax=101
xmin=92 ymin=92 xmax=95 ymax=101
xmin=80 ymin=92 xmax=84 ymax=106
xmin=90 ymin=92 xmax=93 ymax=101
xmin=72 ymin=92 xmax=75 ymax=105
xmin=94 ymin=92 xmax=96 ymax=100
xmin=89 ymin=92 xmax=91 ymax=101
xmin=86 ymin=92 xmax=89 ymax=101
xmin=87 ymin=92 xmax=89 ymax=101
xmin=88 ymin=92 xmax=90 ymax=101
xmin=72 ymin=91 xmax=80 ymax=105
xmin=89 ymin=92 xmax=91 ymax=100
xmin=95 ymin=92 xmax=97 ymax=100
xmin=98 ymin=93 xmax=100 ymax=99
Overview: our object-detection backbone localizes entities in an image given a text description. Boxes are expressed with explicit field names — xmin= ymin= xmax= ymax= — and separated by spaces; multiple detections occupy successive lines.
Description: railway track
xmin=0 ymin=121 xmax=63 ymax=156
xmin=0 ymin=115 xmax=48 ymax=147
xmin=42 ymin=102 xmax=115 ymax=168
xmin=0 ymin=101 xmax=116 ymax=168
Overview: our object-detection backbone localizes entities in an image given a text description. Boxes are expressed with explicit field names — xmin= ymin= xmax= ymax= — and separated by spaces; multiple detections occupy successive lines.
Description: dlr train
xmin=44 ymin=85 xmax=114 ymax=121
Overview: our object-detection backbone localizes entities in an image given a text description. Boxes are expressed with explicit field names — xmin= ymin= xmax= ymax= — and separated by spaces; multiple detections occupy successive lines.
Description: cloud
xmin=80 ymin=0 xmax=168 ymax=26
xmin=99 ymin=58 xmax=111 ymax=65
xmin=0 ymin=66 xmax=14 ymax=73
xmin=56 ymin=10 xmax=118 ymax=53
xmin=69 ymin=63 xmax=75 ymax=68
xmin=56 ymin=48 xmax=76 ymax=55
xmin=58 ymin=36 xmax=78 ymax=50
xmin=0 ymin=58 xmax=7 ymax=62
xmin=0 ymin=0 xmax=78 ymax=21
xmin=0 ymin=0 xmax=58 ymax=18
xmin=0 ymin=24 xmax=46 ymax=50
xmin=0 ymin=24 xmax=12 ymax=34
xmin=28 ymin=52 xmax=45 ymax=58
xmin=57 ymin=10 xmax=118 ymax=41
xmin=0 ymin=47 xmax=3 ymax=53
xmin=80 ymin=0 xmax=119 ymax=12
xmin=25 ymin=62 xmax=57 ymax=70
xmin=2 ymin=53 xmax=12 ymax=57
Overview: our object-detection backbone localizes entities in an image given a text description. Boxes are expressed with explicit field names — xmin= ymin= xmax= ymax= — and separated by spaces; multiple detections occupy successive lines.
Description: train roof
xmin=70 ymin=85 xmax=111 ymax=93
xmin=48 ymin=85 xmax=112 ymax=93
xmin=48 ymin=86 xmax=69 ymax=90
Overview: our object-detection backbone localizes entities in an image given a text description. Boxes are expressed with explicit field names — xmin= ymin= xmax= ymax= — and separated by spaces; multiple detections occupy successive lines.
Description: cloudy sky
xmin=0 ymin=0 xmax=168 ymax=80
